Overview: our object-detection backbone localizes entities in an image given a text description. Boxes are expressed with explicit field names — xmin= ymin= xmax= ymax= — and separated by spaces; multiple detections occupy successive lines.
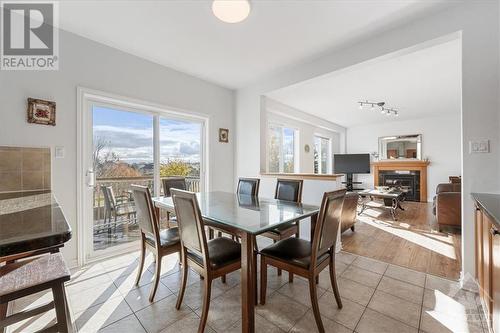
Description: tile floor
xmin=7 ymin=247 xmax=488 ymax=333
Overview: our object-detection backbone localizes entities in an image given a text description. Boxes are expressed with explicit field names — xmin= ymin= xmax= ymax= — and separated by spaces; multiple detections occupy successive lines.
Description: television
xmin=334 ymin=154 xmax=370 ymax=174
xmin=333 ymin=154 xmax=371 ymax=191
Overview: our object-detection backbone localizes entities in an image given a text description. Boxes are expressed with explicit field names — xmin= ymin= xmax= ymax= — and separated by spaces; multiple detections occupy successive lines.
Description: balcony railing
xmin=93 ymin=175 xmax=200 ymax=233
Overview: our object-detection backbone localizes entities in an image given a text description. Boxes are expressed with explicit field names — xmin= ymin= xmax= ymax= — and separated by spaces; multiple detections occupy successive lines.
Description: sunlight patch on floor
xmin=358 ymin=212 xmax=457 ymax=260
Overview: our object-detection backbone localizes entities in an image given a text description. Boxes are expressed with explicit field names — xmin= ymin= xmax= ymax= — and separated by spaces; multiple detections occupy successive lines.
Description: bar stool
xmin=0 ymin=253 xmax=72 ymax=332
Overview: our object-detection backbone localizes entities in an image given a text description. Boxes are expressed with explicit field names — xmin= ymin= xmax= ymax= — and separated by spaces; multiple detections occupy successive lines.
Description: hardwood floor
xmin=341 ymin=200 xmax=461 ymax=280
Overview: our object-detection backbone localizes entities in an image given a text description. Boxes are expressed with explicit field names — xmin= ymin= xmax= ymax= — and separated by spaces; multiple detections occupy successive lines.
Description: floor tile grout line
xmin=352 ymin=261 xmax=388 ymax=333
xmin=417 ymin=272 xmax=427 ymax=333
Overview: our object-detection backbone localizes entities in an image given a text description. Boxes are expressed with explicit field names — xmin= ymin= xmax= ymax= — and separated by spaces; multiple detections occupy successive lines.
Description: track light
xmin=358 ymin=100 xmax=400 ymax=117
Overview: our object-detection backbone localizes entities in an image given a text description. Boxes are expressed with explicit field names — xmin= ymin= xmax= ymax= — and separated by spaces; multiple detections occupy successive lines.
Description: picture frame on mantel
xmin=27 ymin=98 xmax=56 ymax=126
xmin=219 ymin=128 xmax=229 ymax=143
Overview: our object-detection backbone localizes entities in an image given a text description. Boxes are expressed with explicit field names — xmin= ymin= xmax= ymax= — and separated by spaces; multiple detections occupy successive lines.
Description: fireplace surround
xmin=372 ymin=160 xmax=429 ymax=202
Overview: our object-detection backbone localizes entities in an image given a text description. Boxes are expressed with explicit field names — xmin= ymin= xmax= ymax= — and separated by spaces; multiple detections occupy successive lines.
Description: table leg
xmin=240 ymin=232 xmax=255 ymax=333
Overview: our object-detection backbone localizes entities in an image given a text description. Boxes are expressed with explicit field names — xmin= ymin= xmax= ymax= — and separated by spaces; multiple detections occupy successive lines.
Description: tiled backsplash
xmin=0 ymin=146 xmax=51 ymax=193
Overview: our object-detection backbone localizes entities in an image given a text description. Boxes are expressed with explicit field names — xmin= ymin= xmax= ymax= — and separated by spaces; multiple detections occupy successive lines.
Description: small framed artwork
xmin=27 ymin=98 xmax=56 ymax=126
xmin=219 ymin=128 xmax=229 ymax=143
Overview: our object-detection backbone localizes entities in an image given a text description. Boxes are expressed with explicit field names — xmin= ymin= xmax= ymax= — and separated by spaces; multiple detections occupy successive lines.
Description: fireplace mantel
xmin=372 ymin=160 xmax=430 ymax=202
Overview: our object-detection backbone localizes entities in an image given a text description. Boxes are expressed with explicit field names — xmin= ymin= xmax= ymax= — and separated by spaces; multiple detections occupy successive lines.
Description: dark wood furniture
xmin=162 ymin=177 xmax=187 ymax=227
xmin=341 ymin=192 xmax=359 ymax=233
xmin=433 ymin=183 xmax=461 ymax=230
xmin=260 ymin=189 xmax=345 ymax=332
xmin=131 ymin=185 xmax=181 ymax=302
xmin=0 ymin=253 xmax=72 ymax=332
xmin=152 ymin=191 xmax=319 ymax=333
xmin=171 ymin=189 xmax=242 ymax=333
xmin=237 ymin=178 xmax=260 ymax=196
xmin=473 ymin=193 xmax=500 ymax=333
xmin=261 ymin=179 xmax=303 ymax=279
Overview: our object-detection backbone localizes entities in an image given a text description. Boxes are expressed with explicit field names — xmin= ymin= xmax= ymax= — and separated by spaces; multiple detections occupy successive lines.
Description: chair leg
xmin=260 ymin=256 xmax=267 ymax=305
xmin=176 ymin=251 xmax=188 ymax=309
xmin=329 ymin=254 xmax=343 ymax=309
xmin=316 ymin=276 xmax=319 ymax=284
xmin=52 ymin=283 xmax=71 ymax=333
xmin=135 ymin=235 xmax=146 ymax=286
xmin=208 ymin=228 xmax=214 ymax=240
xmin=217 ymin=231 xmax=222 ymax=238
xmin=198 ymin=277 xmax=212 ymax=333
xmin=221 ymin=275 xmax=226 ymax=283
xmin=309 ymin=275 xmax=325 ymax=333
xmin=149 ymin=251 xmax=162 ymax=302
xmin=289 ymin=271 xmax=294 ymax=283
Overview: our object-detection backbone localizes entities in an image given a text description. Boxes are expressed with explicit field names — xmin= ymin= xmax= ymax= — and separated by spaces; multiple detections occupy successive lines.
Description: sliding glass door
xmin=85 ymin=98 xmax=205 ymax=260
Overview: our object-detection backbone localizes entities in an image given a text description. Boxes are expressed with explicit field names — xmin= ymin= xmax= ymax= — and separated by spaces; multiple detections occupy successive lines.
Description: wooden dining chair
xmin=162 ymin=177 xmax=187 ymax=227
xmin=237 ymin=177 xmax=260 ymax=196
xmin=261 ymin=179 xmax=303 ymax=279
xmin=259 ymin=189 xmax=346 ymax=333
xmin=171 ymin=189 xmax=241 ymax=333
xmin=131 ymin=185 xmax=181 ymax=302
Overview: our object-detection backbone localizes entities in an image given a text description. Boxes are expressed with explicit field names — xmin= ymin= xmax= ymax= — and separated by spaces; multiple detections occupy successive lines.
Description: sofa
xmin=341 ymin=192 xmax=359 ymax=233
xmin=433 ymin=183 xmax=461 ymax=229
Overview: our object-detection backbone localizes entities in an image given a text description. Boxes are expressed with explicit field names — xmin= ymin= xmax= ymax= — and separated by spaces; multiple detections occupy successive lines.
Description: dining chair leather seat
xmin=260 ymin=237 xmax=329 ymax=269
xmin=187 ymin=237 xmax=241 ymax=270
xmin=145 ymin=227 xmax=180 ymax=247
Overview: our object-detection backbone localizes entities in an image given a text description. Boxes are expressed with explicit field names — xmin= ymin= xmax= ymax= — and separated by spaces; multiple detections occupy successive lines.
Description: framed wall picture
xmin=27 ymin=98 xmax=56 ymax=126
xmin=219 ymin=128 xmax=229 ymax=143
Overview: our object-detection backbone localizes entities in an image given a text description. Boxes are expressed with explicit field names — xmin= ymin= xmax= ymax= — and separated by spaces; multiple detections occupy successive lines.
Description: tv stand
xmin=342 ymin=173 xmax=363 ymax=192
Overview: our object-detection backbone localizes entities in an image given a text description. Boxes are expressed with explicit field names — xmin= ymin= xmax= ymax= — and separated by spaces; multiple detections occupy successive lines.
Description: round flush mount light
xmin=212 ymin=0 xmax=251 ymax=23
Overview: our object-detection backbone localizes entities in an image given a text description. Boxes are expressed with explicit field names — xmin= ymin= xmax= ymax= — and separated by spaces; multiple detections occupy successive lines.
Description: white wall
xmin=262 ymin=98 xmax=345 ymax=174
xmin=235 ymin=1 xmax=500 ymax=278
xmin=347 ymin=114 xmax=461 ymax=201
xmin=0 ymin=29 xmax=235 ymax=266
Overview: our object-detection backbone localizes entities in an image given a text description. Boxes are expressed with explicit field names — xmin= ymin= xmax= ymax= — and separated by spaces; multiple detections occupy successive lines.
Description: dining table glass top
xmin=152 ymin=191 xmax=319 ymax=235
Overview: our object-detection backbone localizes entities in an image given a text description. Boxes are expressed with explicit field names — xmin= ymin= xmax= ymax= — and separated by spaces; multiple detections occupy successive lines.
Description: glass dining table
xmin=152 ymin=191 xmax=320 ymax=333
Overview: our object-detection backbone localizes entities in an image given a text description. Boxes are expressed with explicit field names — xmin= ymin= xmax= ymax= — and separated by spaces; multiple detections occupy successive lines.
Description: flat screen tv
xmin=334 ymin=154 xmax=370 ymax=174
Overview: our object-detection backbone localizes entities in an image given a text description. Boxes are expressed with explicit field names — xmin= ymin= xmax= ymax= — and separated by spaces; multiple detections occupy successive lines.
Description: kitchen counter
xmin=0 ymin=191 xmax=71 ymax=258
xmin=472 ymin=192 xmax=500 ymax=228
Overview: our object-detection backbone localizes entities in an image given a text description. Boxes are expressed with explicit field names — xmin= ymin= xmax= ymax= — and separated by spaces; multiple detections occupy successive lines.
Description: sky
xmin=93 ymin=106 xmax=201 ymax=164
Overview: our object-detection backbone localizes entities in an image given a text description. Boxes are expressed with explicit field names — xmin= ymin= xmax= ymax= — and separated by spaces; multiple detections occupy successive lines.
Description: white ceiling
xmin=58 ymin=1 xmax=448 ymax=89
xmin=266 ymin=38 xmax=461 ymax=128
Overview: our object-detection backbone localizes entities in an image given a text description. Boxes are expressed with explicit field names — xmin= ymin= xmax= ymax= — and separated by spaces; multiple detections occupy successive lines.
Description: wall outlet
xmin=55 ymin=146 xmax=65 ymax=158
xmin=469 ymin=140 xmax=490 ymax=153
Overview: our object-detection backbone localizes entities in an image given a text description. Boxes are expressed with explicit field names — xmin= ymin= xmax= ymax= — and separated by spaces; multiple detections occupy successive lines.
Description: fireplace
xmin=372 ymin=160 xmax=429 ymax=202
xmin=379 ymin=170 xmax=420 ymax=201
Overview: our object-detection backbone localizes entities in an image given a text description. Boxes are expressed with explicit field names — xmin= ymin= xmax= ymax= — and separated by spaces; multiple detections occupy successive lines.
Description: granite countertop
xmin=0 ymin=191 xmax=72 ymax=258
xmin=472 ymin=193 xmax=500 ymax=228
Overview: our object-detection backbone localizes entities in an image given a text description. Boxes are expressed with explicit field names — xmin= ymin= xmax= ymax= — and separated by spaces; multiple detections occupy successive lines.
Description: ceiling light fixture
xmin=212 ymin=0 xmax=251 ymax=23
xmin=358 ymin=100 xmax=400 ymax=116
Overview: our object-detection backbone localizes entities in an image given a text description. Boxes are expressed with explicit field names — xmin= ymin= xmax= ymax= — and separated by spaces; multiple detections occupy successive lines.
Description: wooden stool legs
xmin=52 ymin=283 xmax=72 ymax=333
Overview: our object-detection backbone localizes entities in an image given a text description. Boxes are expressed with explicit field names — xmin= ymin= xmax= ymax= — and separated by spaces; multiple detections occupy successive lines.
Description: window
xmin=314 ymin=136 xmax=331 ymax=174
xmin=268 ymin=124 xmax=297 ymax=173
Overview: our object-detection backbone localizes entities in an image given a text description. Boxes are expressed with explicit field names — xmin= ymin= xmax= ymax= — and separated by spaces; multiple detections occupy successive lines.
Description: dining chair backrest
xmin=162 ymin=177 xmax=187 ymax=197
xmin=237 ymin=178 xmax=260 ymax=196
xmin=311 ymin=189 xmax=346 ymax=265
xmin=171 ymin=189 xmax=208 ymax=265
xmin=275 ymin=179 xmax=303 ymax=203
xmin=102 ymin=185 xmax=116 ymax=210
xmin=131 ymin=185 xmax=161 ymax=245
